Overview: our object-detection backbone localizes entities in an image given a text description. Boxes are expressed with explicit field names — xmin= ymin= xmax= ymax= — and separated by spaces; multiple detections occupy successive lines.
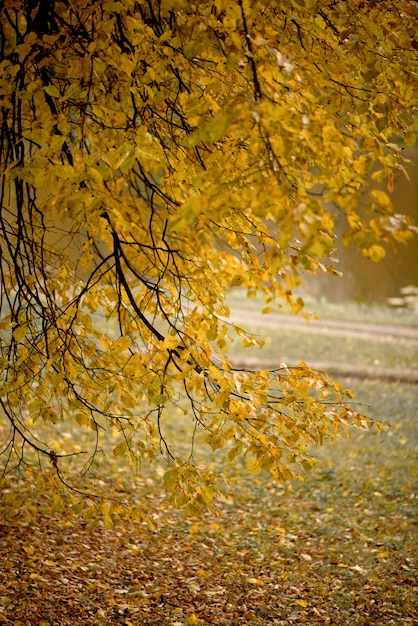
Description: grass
xmin=226 ymin=288 xmax=418 ymax=327
xmin=230 ymin=326 xmax=417 ymax=371
xmin=0 ymin=298 xmax=417 ymax=625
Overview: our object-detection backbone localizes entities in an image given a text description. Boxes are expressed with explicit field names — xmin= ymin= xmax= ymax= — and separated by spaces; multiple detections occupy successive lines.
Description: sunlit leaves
xmin=0 ymin=0 xmax=416 ymax=511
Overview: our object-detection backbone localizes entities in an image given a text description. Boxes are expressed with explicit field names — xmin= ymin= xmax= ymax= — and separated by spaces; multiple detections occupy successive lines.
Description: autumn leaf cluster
xmin=0 ymin=0 xmax=416 ymax=509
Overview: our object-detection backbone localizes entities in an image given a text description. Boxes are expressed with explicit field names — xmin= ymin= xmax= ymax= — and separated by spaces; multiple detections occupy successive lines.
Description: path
xmin=228 ymin=308 xmax=418 ymax=383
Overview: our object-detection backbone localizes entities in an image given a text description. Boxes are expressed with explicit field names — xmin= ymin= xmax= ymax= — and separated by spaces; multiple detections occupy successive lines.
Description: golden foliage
xmin=0 ymin=0 xmax=416 ymax=509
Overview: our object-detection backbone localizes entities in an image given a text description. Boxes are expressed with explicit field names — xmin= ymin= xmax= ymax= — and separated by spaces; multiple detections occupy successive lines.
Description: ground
xmin=0 ymin=298 xmax=417 ymax=625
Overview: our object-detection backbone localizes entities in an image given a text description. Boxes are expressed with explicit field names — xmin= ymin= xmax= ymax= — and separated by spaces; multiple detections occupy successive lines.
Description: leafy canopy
xmin=0 ymin=0 xmax=416 ymax=513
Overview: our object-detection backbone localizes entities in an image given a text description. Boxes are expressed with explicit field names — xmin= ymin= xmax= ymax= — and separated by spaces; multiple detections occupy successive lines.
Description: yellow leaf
xmin=196 ymin=568 xmax=207 ymax=577
xmin=362 ymin=244 xmax=386 ymax=263
xmin=246 ymin=458 xmax=263 ymax=475
xmin=230 ymin=274 xmax=245 ymax=287
xmin=189 ymin=523 xmax=200 ymax=535
xmin=163 ymin=468 xmax=178 ymax=489
xmin=163 ymin=335 xmax=180 ymax=350
xmin=185 ymin=613 xmax=201 ymax=625
xmin=322 ymin=124 xmax=338 ymax=145
xmin=44 ymin=84 xmax=60 ymax=98
xmin=113 ymin=441 xmax=128 ymax=457
xmin=370 ymin=189 xmax=393 ymax=213
xmin=12 ymin=325 xmax=27 ymax=341
xmin=295 ymin=599 xmax=308 ymax=607
xmin=102 ymin=502 xmax=114 ymax=529
xmin=404 ymin=130 xmax=416 ymax=146
xmin=265 ymin=246 xmax=283 ymax=273
xmin=247 ymin=577 xmax=265 ymax=586
xmin=119 ymin=155 xmax=135 ymax=174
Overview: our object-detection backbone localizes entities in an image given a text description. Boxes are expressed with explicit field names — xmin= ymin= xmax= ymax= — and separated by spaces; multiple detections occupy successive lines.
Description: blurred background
xmin=302 ymin=145 xmax=418 ymax=306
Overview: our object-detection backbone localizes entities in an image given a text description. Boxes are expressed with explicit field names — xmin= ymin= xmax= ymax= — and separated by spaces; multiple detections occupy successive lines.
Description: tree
xmin=0 ymin=0 xmax=416 ymax=513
